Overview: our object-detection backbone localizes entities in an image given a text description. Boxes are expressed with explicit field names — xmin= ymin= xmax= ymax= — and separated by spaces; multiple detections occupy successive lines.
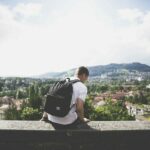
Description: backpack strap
xmin=66 ymin=78 xmax=81 ymax=109
xmin=65 ymin=78 xmax=80 ymax=84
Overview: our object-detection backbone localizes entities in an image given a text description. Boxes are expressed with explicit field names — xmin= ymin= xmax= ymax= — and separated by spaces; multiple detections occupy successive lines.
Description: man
xmin=40 ymin=66 xmax=90 ymax=129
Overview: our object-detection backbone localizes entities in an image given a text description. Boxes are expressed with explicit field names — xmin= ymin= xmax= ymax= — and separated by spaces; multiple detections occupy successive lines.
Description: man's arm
xmin=76 ymin=98 xmax=90 ymax=122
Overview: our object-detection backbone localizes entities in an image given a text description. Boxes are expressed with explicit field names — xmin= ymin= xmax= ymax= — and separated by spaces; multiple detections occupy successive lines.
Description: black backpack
xmin=44 ymin=78 xmax=80 ymax=117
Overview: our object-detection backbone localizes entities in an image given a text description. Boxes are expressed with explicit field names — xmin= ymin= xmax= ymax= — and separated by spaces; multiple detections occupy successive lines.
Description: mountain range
xmin=36 ymin=62 xmax=150 ymax=79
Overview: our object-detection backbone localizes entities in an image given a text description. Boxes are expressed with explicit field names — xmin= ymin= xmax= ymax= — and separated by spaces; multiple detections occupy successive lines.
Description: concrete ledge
xmin=0 ymin=121 xmax=150 ymax=150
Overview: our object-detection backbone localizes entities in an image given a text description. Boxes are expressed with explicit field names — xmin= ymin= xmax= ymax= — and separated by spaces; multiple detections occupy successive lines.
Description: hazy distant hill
xmin=37 ymin=62 xmax=150 ymax=78
xmin=88 ymin=62 xmax=150 ymax=77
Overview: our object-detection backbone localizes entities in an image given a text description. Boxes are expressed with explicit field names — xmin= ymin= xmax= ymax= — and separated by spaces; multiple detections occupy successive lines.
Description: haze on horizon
xmin=0 ymin=0 xmax=150 ymax=77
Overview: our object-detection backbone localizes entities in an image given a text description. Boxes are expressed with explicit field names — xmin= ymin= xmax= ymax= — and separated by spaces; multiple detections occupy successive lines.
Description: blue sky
xmin=0 ymin=0 xmax=150 ymax=76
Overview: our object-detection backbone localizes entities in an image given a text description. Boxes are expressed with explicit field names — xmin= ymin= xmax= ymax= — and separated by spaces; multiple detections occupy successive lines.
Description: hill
xmin=37 ymin=62 xmax=150 ymax=78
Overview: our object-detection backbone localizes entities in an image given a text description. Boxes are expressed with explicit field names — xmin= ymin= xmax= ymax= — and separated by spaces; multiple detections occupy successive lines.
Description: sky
xmin=0 ymin=0 xmax=150 ymax=77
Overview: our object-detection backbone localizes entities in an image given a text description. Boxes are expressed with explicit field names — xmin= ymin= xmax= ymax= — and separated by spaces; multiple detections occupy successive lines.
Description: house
xmin=146 ymin=84 xmax=150 ymax=89
xmin=0 ymin=96 xmax=17 ymax=120
xmin=0 ymin=96 xmax=16 ymax=107
xmin=94 ymin=100 xmax=106 ymax=108
xmin=111 ymin=91 xmax=126 ymax=100
xmin=125 ymin=102 xmax=144 ymax=116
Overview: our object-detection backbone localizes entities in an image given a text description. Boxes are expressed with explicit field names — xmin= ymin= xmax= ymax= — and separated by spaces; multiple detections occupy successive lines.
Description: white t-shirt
xmin=48 ymin=77 xmax=87 ymax=125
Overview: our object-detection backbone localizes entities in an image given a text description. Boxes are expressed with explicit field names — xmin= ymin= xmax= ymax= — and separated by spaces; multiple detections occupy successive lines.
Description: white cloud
xmin=13 ymin=3 xmax=42 ymax=17
xmin=0 ymin=1 xmax=150 ymax=76
xmin=118 ymin=8 xmax=144 ymax=23
xmin=0 ymin=5 xmax=18 ymax=40
xmin=0 ymin=5 xmax=14 ymax=21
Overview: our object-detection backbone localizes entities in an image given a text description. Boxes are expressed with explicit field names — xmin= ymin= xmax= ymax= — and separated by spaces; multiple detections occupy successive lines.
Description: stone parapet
xmin=0 ymin=120 xmax=150 ymax=150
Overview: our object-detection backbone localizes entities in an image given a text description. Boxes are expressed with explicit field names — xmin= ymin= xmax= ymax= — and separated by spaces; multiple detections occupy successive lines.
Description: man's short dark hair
xmin=76 ymin=66 xmax=89 ymax=76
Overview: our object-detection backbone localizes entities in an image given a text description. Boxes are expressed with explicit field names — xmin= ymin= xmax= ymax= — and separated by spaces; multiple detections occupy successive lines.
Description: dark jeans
xmin=47 ymin=118 xmax=82 ymax=130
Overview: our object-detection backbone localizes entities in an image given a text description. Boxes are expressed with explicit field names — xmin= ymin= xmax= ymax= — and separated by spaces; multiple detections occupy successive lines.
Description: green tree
xmin=100 ymin=85 xmax=109 ymax=93
xmin=29 ymin=84 xmax=42 ymax=109
xmin=16 ymin=89 xmax=27 ymax=99
xmin=0 ymin=81 xmax=4 ymax=92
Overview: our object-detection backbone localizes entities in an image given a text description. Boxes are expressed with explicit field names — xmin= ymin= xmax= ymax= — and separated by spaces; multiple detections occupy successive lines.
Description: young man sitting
xmin=40 ymin=66 xmax=90 ymax=129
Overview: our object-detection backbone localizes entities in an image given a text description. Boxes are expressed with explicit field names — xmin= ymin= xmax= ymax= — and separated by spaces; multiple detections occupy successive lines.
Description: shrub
xmin=84 ymin=97 xmax=135 ymax=121
xmin=4 ymin=106 xmax=21 ymax=120
xmin=84 ymin=96 xmax=95 ymax=120
xmin=21 ymin=107 xmax=42 ymax=120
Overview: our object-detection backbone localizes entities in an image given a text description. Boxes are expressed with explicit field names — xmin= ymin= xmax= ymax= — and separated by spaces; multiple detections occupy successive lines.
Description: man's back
xmin=47 ymin=77 xmax=87 ymax=125
xmin=41 ymin=66 xmax=89 ymax=127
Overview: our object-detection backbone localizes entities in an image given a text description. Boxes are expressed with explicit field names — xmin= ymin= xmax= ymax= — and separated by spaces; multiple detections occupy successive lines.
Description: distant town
xmin=0 ymin=62 xmax=150 ymax=121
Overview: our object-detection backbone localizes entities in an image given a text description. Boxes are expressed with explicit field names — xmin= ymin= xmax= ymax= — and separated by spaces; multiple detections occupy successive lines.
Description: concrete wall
xmin=0 ymin=120 xmax=150 ymax=150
